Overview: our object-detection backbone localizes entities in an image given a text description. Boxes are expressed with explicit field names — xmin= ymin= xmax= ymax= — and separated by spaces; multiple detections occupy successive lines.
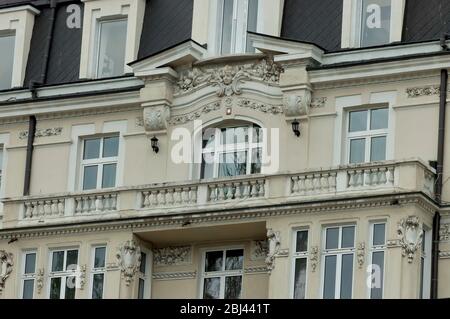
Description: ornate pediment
xmin=397 ymin=216 xmax=423 ymax=263
xmin=116 ymin=240 xmax=142 ymax=286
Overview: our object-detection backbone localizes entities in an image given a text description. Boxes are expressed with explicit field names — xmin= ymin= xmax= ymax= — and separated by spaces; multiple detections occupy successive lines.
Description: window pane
xmin=97 ymin=19 xmax=128 ymax=78
xmin=370 ymin=251 xmax=384 ymax=299
xmin=219 ymin=152 xmax=247 ymax=177
xmin=323 ymin=255 xmax=337 ymax=299
xmin=103 ymin=136 xmax=119 ymax=157
xmin=203 ymin=277 xmax=221 ymax=299
xmin=83 ymin=139 xmax=101 ymax=160
xmin=0 ymin=34 xmax=15 ymax=90
xmin=252 ymin=126 xmax=263 ymax=143
xmin=22 ymin=279 xmax=34 ymax=299
xmin=66 ymin=250 xmax=79 ymax=269
xmin=361 ymin=0 xmax=391 ymax=47
xmin=102 ymin=163 xmax=117 ymax=188
xmin=340 ymin=254 xmax=354 ymax=299
xmin=202 ymin=129 xmax=216 ymax=149
xmin=140 ymin=252 xmax=147 ymax=274
xmin=246 ymin=0 xmax=259 ymax=52
xmin=293 ymin=258 xmax=307 ymax=299
xmin=373 ymin=223 xmax=386 ymax=246
xmin=250 ymin=148 xmax=262 ymax=174
xmin=221 ymin=0 xmax=234 ymax=54
xmin=296 ymin=230 xmax=308 ymax=253
xmin=205 ymin=251 xmax=223 ymax=272
xmin=350 ymin=138 xmax=366 ymax=164
xmin=138 ymin=278 xmax=145 ymax=299
xmin=326 ymin=228 xmax=339 ymax=250
xmin=92 ymin=273 xmax=104 ymax=299
xmin=341 ymin=226 xmax=355 ymax=248
xmin=370 ymin=136 xmax=386 ymax=162
xmin=349 ymin=110 xmax=367 ymax=132
xmin=24 ymin=253 xmax=36 ymax=274
xmin=65 ymin=277 xmax=76 ymax=299
xmin=83 ymin=165 xmax=98 ymax=190
xmin=94 ymin=247 xmax=106 ymax=268
xmin=225 ymin=249 xmax=244 ymax=270
xmin=50 ymin=277 xmax=61 ymax=299
xmin=52 ymin=251 xmax=64 ymax=272
xmin=201 ymin=153 xmax=215 ymax=179
xmin=221 ymin=127 xmax=248 ymax=145
xmin=370 ymin=108 xmax=389 ymax=130
xmin=225 ymin=276 xmax=242 ymax=299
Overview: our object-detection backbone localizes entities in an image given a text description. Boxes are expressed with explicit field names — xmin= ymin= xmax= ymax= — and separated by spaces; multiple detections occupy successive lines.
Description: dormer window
xmin=359 ymin=0 xmax=391 ymax=47
xmin=0 ymin=33 xmax=15 ymax=90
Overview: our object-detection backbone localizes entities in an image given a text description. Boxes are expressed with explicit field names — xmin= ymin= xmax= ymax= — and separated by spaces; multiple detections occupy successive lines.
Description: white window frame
xmin=137 ymin=248 xmax=151 ymax=299
xmin=346 ymin=107 xmax=389 ymax=164
xmin=80 ymin=134 xmax=119 ymax=190
xmin=90 ymin=245 xmax=107 ymax=299
xmin=47 ymin=248 xmax=79 ymax=299
xmin=420 ymin=225 xmax=432 ymax=299
xmin=0 ymin=31 xmax=16 ymax=90
xmin=20 ymin=250 xmax=37 ymax=299
xmin=290 ymin=228 xmax=309 ymax=299
xmin=368 ymin=221 xmax=386 ymax=299
xmin=321 ymin=224 xmax=356 ymax=299
xmin=201 ymin=124 xmax=263 ymax=179
xmin=199 ymin=246 xmax=245 ymax=299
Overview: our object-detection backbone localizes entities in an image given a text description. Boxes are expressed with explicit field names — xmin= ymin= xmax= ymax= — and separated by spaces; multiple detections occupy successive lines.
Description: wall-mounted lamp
xmin=151 ymin=136 xmax=159 ymax=153
xmin=292 ymin=120 xmax=300 ymax=137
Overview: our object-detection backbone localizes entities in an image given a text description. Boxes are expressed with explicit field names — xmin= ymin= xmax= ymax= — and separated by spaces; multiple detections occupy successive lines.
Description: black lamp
xmin=292 ymin=120 xmax=300 ymax=137
xmin=151 ymin=136 xmax=159 ymax=153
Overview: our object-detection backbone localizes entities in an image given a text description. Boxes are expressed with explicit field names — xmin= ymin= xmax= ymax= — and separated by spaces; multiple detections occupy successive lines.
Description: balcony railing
xmin=3 ymin=159 xmax=435 ymax=225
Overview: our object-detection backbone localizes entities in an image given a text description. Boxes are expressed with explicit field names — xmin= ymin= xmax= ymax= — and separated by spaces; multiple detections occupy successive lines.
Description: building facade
xmin=0 ymin=0 xmax=449 ymax=299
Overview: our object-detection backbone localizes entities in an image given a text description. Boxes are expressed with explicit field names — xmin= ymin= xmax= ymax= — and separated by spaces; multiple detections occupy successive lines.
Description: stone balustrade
xmin=74 ymin=193 xmax=118 ymax=215
xmin=141 ymin=186 xmax=197 ymax=208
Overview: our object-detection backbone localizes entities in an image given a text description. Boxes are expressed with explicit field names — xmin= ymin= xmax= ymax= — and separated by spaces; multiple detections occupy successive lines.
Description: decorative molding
xmin=143 ymin=105 xmax=171 ymax=132
xmin=153 ymin=245 xmax=192 ymax=266
xmin=357 ymin=243 xmax=365 ymax=268
xmin=237 ymin=99 xmax=283 ymax=115
xmin=169 ymin=101 xmax=221 ymax=125
xmin=152 ymin=271 xmax=197 ymax=281
xmin=244 ymin=265 xmax=270 ymax=274
xmin=283 ymin=92 xmax=310 ymax=117
xmin=387 ymin=239 xmax=401 ymax=248
xmin=135 ymin=117 xmax=144 ymax=127
xmin=406 ymin=85 xmax=440 ymax=98
xmin=440 ymin=224 xmax=449 ymax=241
xmin=265 ymin=229 xmax=281 ymax=271
xmin=309 ymin=246 xmax=319 ymax=272
xmin=78 ymin=265 xmax=86 ymax=290
xmin=311 ymin=97 xmax=327 ymax=108
xmin=0 ymin=250 xmax=13 ymax=294
xmin=439 ymin=251 xmax=450 ymax=259
xmin=250 ymin=240 xmax=269 ymax=261
xmin=175 ymin=58 xmax=284 ymax=97
xmin=36 ymin=269 xmax=44 ymax=294
xmin=19 ymin=127 xmax=63 ymax=140
xmin=397 ymin=216 xmax=423 ymax=263
xmin=116 ymin=240 xmax=142 ymax=286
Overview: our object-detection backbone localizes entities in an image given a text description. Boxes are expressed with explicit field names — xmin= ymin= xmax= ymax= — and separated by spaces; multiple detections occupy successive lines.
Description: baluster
xmin=218 ymin=184 xmax=225 ymax=201
xmin=313 ymin=174 xmax=321 ymax=193
xmin=329 ymin=172 xmax=337 ymax=192
xmin=258 ymin=180 xmax=265 ymax=197
xmin=173 ymin=188 xmax=181 ymax=205
xmin=250 ymin=180 xmax=258 ymax=198
xmin=110 ymin=194 xmax=117 ymax=210
xmin=58 ymin=200 xmax=65 ymax=216
xmin=299 ymin=176 xmax=306 ymax=195
xmin=44 ymin=201 xmax=51 ymax=216
xmin=348 ymin=170 xmax=355 ymax=188
xmin=37 ymin=201 xmax=45 ymax=217
xmin=235 ymin=182 xmax=243 ymax=199
xmin=166 ymin=189 xmax=174 ymax=205
xmin=190 ymin=187 xmax=197 ymax=204
xmin=209 ymin=185 xmax=217 ymax=202
xmin=82 ymin=197 xmax=89 ymax=214
xmin=356 ymin=170 xmax=364 ymax=187
xmin=291 ymin=176 xmax=299 ymax=194
xmin=305 ymin=175 xmax=314 ymax=194
xmin=24 ymin=202 xmax=32 ymax=219
xmin=242 ymin=182 xmax=250 ymax=198
xmin=320 ymin=174 xmax=329 ymax=193
xmin=225 ymin=183 xmax=233 ymax=200
xmin=182 ymin=187 xmax=190 ymax=203
xmin=142 ymin=191 xmax=150 ymax=208
xmin=388 ymin=167 xmax=395 ymax=185
xmin=150 ymin=191 xmax=158 ymax=206
xmin=95 ymin=195 xmax=103 ymax=211
xmin=75 ymin=198 xmax=82 ymax=214
xmin=51 ymin=200 xmax=58 ymax=215
xmin=379 ymin=167 xmax=387 ymax=185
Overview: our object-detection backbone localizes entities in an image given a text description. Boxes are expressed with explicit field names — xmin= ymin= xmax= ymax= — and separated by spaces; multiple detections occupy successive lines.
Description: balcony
xmin=2 ymin=159 xmax=435 ymax=227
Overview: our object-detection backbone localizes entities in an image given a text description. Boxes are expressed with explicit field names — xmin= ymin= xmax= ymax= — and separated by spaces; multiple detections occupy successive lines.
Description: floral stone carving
xmin=116 ymin=240 xmax=142 ymax=286
xmin=265 ymin=229 xmax=281 ymax=271
xmin=153 ymin=246 xmax=192 ymax=266
xmin=36 ymin=269 xmax=44 ymax=294
xmin=251 ymin=240 xmax=269 ymax=261
xmin=357 ymin=243 xmax=365 ymax=268
xmin=143 ymin=105 xmax=170 ymax=132
xmin=0 ymin=250 xmax=13 ymax=293
xmin=397 ymin=216 xmax=423 ymax=263
xmin=283 ymin=91 xmax=311 ymax=117
xmin=309 ymin=246 xmax=319 ymax=272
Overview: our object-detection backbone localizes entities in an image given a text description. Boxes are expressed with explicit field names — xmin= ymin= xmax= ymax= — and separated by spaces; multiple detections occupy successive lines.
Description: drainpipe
xmin=23 ymin=116 xmax=36 ymax=196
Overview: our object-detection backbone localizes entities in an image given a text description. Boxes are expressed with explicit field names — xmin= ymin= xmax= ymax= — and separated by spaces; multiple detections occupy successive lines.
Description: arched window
xmin=200 ymin=122 xmax=263 ymax=179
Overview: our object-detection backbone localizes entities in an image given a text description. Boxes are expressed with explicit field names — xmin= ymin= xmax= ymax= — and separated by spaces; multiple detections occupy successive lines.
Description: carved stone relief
xmin=283 ymin=91 xmax=311 ymax=117
xmin=36 ymin=269 xmax=44 ymax=294
xmin=168 ymin=101 xmax=221 ymax=125
xmin=357 ymin=243 xmax=365 ymax=268
xmin=309 ymin=246 xmax=319 ymax=272
xmin=440 ymin=224 xmax=449 ymax=241
xmin=311 ymin=97 xmax=327 ymax=108
xmin=237 ymin=99 xmax=284 ymax=115
xmin=0 ymin=250 xmax=13 ymax=293
xmin=397 ymin=216 xmax=423 ymax=263
xmin=19 ymin=127 xmax=63 ymax=140
xmin=116 ymin=240 xmax=142 ymax=286
xmin=153 ymin=246 xmax=192 ymax=266
xmin=250 ymin=240 xmax=269 ymax=261
xmin=265 ymin=229 xmax=281 ymax=271
xmin=143 ymin=105 xmax=171 ymax=132
xmin=406 ymin=85 xmax=440 ymax=98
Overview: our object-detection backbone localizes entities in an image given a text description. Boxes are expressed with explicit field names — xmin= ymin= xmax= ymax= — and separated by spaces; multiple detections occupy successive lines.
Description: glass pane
xmin=83 ymin=165 xmax=98 ymax=190
xmin=350 ymin=138 xmax=366 ymax=164
xmin=370 ymin=251 xmax=384 ymax=299
xmin=340 ymin=254 xmax=354 ymax=299
xmin=252 ymin=126 xmax=263 ymax=143
xmin=293 ymin=258 xmax=307 ymax=299
xmin=138 ymin=278 xmax=145 ymax=299
xmin=370 ymin=136 xmax=386 ymax=162
xmin=83 ymin=138 xmax=101 ymax=160
xmin=225 ymin=249 xmax=244 ymax=270
xmin=341 ymin=226 xmax=355 ymax=248
xmin=66 ymin=250 xmax=79 ymax=269
xmin=246 ymin=0 xmax=259 ymax=52
xmin=222 ymin=127 xmax=248 ymax=145
xmin=420 ymin=257 xmax=425 ymax=299
xmin=202 ymin=129 xmax=216 ymax=149
xmin=370 ymin=108 xmax=389 ymax=130
xmin=326 ymin=228 xmax=339 ymax=250
xmin=103 ymin=136 xmax=119 ymax=157
xmin=49 ymin=277 xmax=61 ymax=299
xmin=323 ymin=255 xmax=337 ymax=299
xmin=23 ymin=279 xmax=34 ymax=299
xmin=203 ymin=277 xmax=221 ymax=299
xmin=140 ymin=252 xmax=147 ymax=274
xmin=97 ymin=19 xmax=128 ymax=78
xmin=0 ymin=34 xmax=15 ymax=90
xmin=373 ymin=223 xmax=386 ymax=246
xmin=221 ymin=0 xmax=234 ymax=54
xmin=250 ymin=148 xmax=262 ymax=174
xmin=225 ymin=276 xmax=242 ymax=299
xmin=219 ymin=152 xmax=247 ymax=177
xmin=102 ymin=163 xmax=117 ymax=188
xmin=51 ymin=251 xmax=64 ymax=272
xmin=296 ymin=230 xmax=308 ymax=253
xmin=201 ymin=153 xmax=215 ymax=179
xmin=361 ymin=0 xmax=391 ymax=47
xmin=349 ymin=110 xmax=367 ymax=132
xmin=92 ymin=274 xmax=104 ymax=299
xmin=205 ymin=251 xmax=223 ymax=272
xmin=24 ymin=253 xmax=36 ymax=274
xmin=94 ymin=247 xmax=106 ymax=268
xmin=65 ymin=277 xmax=76 ymax=299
